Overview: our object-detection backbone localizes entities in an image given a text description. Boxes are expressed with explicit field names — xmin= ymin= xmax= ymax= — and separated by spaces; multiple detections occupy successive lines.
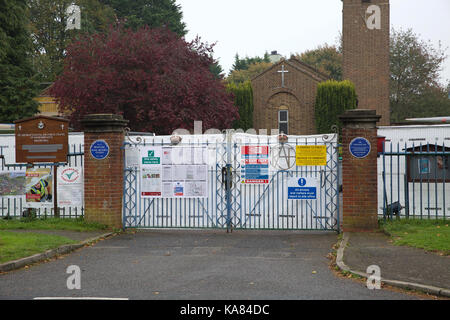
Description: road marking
xmin=34 ymin=297 xmax=129 ymax=300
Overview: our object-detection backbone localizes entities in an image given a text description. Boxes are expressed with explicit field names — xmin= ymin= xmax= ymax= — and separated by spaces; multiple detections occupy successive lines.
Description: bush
xmin=227 ymin=81 xmax=254 ymax=131
xmin=315 ymin=80 xmax=358 ymax=134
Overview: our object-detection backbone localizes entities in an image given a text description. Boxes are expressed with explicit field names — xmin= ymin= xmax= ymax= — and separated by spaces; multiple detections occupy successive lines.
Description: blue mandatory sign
xmin=90 ymin=140 xmax=110 ymax=160
xmin=288 ymin=177 xmax=318 ymax=200
xmin=349 ymin=137 xmax=371 ymax=159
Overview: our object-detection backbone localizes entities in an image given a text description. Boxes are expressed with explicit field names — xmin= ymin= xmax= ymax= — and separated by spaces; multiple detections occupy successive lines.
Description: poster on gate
xmin=141 ymin=167 xmax=162 ymax=197
xmin=160 ymin=146 xmax=207 ymax=198
xmin=125 ymin=145 xmax=140 ymax=168
xmin=241 ymin=146 xmax=269 ymax=184
xmin=295 ymin=145 xmax=327 ymax=166
xmin=25 ymin=168 xmax=53 ymax=206
xmin=0 ymin=171 xmax=26 ymax=197
xmin=57 ymin=167 xmax=83 ymax=207
xmin=140 ymin=146 xmax=162 ymax=197
xmin=139 ymin=146 xmax=208 ymax=198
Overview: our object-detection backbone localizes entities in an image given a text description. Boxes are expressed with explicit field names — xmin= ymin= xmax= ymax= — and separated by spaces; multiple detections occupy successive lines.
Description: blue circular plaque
xmin=349 ymin=137 xmax=371 ymax=159
xmin=298 ymin=178 xmax=307 ymax=186
xmin=90 ymin=140 xmax=110 ymax=160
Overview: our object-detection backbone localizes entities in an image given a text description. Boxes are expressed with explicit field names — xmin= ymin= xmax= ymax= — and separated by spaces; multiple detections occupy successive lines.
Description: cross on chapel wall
xmin=277 ymin=64 xmax=289 ymax=88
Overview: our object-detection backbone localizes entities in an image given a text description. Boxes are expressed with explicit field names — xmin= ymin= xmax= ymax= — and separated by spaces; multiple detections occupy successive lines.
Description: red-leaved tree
xmin=50 ymin=25 xmax=238 ymax=134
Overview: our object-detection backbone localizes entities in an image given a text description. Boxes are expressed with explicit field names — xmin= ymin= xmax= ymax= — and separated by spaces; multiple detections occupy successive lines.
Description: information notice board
xmin=140 ymin=146 xmax=208 ymax=198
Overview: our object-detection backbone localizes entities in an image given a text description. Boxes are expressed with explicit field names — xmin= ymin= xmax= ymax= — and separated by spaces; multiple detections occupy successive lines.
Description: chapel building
xmin=252 ymin=0 xmax=391 ymax=135
xmin=251 ymin=57 xmax=328 ymax=136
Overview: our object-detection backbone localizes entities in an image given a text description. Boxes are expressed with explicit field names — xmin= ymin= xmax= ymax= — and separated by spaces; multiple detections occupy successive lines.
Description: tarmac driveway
xmin=0 ymin=230 xmax=416 ymax=300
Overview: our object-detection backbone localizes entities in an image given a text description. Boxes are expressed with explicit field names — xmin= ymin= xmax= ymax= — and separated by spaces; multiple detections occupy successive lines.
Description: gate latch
xmin=221 ymin=166 xmax=233 ymax=190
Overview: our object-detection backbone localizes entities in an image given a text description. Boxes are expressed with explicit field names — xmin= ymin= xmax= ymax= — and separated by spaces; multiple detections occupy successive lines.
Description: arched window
xmin=278 ymin=109 xmax=289 ymax=135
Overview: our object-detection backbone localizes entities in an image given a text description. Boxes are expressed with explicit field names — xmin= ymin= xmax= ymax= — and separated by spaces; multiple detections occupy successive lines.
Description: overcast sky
xmin=177 ymin=0 xmax=450 ymax=85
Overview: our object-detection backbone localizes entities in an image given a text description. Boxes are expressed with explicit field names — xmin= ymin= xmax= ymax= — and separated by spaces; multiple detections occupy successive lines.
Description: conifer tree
xmin=0 ymin=0 xmax=40 ymax=123
xmin=227 ymin=81 xmax=254 ymax=131
xmin=100 ymin=0 xmax=187 ymax=36
xmin=315 ymin=80 xmax=357 ymax=134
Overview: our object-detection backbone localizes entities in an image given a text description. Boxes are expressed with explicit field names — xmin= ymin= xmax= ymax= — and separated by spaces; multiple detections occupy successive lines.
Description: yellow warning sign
xmin=296 ymin=145 xmax=327 ymax=166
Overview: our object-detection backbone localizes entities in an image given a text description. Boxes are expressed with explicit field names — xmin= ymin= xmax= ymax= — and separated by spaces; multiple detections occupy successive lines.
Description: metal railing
xmin=379 ymin=141 xmax=449 ymax=220
xmin=0 ymin=143 xmax=84 ymax=219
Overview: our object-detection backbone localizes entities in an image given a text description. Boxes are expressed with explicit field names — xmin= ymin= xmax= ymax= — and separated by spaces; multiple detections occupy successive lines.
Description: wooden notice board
xmin=15 ymin=116 xmax=69 ymax=163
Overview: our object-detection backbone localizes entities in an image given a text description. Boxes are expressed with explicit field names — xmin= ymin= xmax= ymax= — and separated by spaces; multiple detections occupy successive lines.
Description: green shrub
xmin=227 ymin=80 xmax=254 ymax=131
xmin=315 ymin=80 xmax=358 ymax=135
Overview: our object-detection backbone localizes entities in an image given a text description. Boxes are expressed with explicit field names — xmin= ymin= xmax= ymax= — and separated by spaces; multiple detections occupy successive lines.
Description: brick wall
xmin=342 ymin=0 xmax=391 ymax=126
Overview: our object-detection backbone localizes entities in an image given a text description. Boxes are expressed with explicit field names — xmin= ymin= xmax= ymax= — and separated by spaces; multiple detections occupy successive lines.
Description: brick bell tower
xmin=342 ymin=0 xmax=391 ymax=126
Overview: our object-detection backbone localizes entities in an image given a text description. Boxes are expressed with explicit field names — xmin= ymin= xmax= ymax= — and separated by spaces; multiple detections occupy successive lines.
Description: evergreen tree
xmin=231 ymin=53 xmax=270 ymax=72
xmin=0 ymin=0 xmax=40 ymax=123
xmin=315 ymin=80 xmax=357 ymax=135
xmin=99 ymin=0 xmax=187 ymax=36
xmin=209 ymin=60 xmax=225 ymax=80
xmin=227 ymin=81 xmax=254 ymax=131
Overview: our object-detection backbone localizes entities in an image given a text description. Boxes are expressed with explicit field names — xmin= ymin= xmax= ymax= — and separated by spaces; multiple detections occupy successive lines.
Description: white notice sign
xmin=58 ymin=167 xmax=83 ymax=206
xmin=140 ymin=146 xmax=208 ymax=198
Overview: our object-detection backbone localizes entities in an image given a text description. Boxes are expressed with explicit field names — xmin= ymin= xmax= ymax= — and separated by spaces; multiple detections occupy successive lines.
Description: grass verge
xmin=0 ymin=231 xmax=76 ymax=263
xmin=380 ymin=219 xmax=450 ymax=255
xmin=0 ymin=217 xmax=109 ymax=232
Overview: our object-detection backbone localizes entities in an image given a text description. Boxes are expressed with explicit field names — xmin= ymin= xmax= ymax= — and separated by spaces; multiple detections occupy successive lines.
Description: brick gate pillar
xmin=81 ymin=114 xmax=129 ymax=229
xmin=339 ymin=109 xmax=381 ymax=232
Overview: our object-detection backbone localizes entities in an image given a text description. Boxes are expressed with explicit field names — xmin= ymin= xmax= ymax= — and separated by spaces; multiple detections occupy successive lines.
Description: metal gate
xmin=123 ymin=132 xmax=340 ymax=231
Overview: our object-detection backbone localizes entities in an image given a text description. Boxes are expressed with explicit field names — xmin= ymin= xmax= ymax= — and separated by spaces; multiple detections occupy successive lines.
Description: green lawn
xmin=0 ymin=231 xmax=76 ymax=263
xmin=0 ymin=218 xmax=109 ymax=232
xmin=381 ymin=219 xmax=450 ymax=255
xmin=0 ymin=218 xmax=109 ymax=264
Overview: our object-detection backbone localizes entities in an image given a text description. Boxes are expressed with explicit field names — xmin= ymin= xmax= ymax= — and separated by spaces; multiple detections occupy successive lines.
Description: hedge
xmin=315 ymin=80 xmax=358 ymax=134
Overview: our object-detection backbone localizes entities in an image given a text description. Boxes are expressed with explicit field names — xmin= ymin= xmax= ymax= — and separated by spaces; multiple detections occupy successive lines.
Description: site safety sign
xmin=295 ymin=145 xmax=327 ymax=166
xmin=241 ymin=146 xmax=269 ymax=184
xmin=288 ymin=177 xmax=319 ymax=200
